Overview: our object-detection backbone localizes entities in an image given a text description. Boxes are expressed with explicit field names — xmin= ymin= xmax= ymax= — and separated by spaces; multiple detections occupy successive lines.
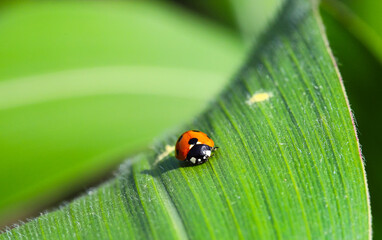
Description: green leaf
xmin=321 ymin=0 xmax=382 ymax=65
xmin=171 ymin=0 xmax=284 ymax=42
xmin=320 ymin=0 xmax=382 ymax=238
xmin=0 ymin=1 xmax=244 ymax=226
xmin=1 ymin=0 xmax=370 ymax=238
xmin=0 ymin=1 xmax=243 ymax=81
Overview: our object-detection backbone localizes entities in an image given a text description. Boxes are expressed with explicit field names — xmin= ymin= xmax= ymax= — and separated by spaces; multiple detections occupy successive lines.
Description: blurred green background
xmin=0 ymin=0 xmax=381 ymax=237
xmin=0 ymin=0 xmax=245 ymax=226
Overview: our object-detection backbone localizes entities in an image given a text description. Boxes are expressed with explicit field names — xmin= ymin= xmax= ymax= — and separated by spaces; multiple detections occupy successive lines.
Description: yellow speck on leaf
xmin=246 ymin=92 xmax=272 ymax=105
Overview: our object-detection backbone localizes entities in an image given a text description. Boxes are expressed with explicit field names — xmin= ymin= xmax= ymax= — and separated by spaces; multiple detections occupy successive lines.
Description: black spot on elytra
xmin=176 ymin=149 xmax=179 ymax=156
xmin=191 ymin=130 xmax=200 ymax=132
xmin=177 ymin=134 xmax=183 ymax=143
xmin=188 ymin=138 xmax=198 ymax=145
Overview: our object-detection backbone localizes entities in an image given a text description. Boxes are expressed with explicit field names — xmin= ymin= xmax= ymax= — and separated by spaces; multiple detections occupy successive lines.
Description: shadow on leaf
xmin=141 ymin=157 xmax=195 ymax=177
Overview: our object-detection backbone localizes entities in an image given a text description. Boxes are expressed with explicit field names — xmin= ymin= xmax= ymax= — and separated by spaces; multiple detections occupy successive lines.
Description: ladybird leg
xmin=209 ymin=146 xmax=218 ymax=158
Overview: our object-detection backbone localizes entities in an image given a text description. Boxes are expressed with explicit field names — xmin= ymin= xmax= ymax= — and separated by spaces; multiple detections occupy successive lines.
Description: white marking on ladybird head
xmin=190 ymin=157 xmax=196 ymax=164
xmin=246 ymin=92 xmax=273 ymax=105
xmin=189 ymin=144 xmax=194 ymax=149
xmin=205 ymin=150 xmax=211 ymax=157
xmin=197 ymin=159 xmax=201 ymax=163
xmin=197 ymin=141 xmax=201 ymax=145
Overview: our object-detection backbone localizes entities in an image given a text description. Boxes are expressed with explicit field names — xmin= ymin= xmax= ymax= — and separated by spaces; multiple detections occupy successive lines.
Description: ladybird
xmin=175 ymin=130 xmax=218 ymax=165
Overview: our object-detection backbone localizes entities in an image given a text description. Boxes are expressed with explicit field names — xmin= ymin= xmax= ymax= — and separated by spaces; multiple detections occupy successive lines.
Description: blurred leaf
xmin=170 ymin=0 xmax=284 ymax=43
xmin=0 ymin=1 xmax=244 ymax=226
xmin=0 ymin=1 xmax=243 ymax=81
xmin=340 ymin=0 xmax=382 ymax=40
xmin=321 ymin=0 xmax=382 ymax=65
xmin=229 ymin=0 xmax=284 ymax=41
xmin=321 ymin=0 xmax=382 ymax=238
xmin=1 ymin=0 xmax=370 ymax=238
xmin=169 ymin=0 xmax=237 ymax=29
